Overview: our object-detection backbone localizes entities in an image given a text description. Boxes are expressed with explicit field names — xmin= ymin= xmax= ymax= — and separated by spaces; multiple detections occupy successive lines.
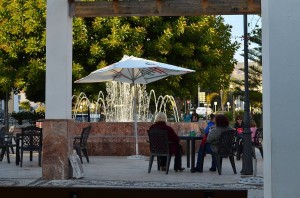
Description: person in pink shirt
xmin=250 ymin=120 xmax=257 ymax=142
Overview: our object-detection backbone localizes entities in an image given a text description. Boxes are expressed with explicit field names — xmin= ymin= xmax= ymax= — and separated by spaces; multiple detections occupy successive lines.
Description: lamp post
xmin=79 ymin=105 xmax=83 ymax=122
xmin=214 ymin=101 xmax=217 ymax=113
xmin=198 ymin=84 xmax=201 ymax=107
xmin=241 ymin=14 xmax=253 ymax=175
xmin=90 ymin=103 xmax=95 ymax=122
xmin=204 ymin=103 xmax=208 ymax=122
xmin=227 ymin=102 xmax=230 ymax=112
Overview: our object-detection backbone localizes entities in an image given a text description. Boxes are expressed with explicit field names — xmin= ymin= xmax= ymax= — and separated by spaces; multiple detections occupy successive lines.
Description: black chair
xmin=252 ymin=128 xmax=263 ymax=159
xmin=212 ymin=129 xmax=237 ymax=175
xmin=20 ymin=126 xmax=43 ymax=167
xmin=0 ymin=126 xmax=10 ymax=163
xmin=147 ymin=128 xmax=176 ymax=174
xmin=234 ymin=131 xmax=243 ymax=161
xmin=73 ymin=125 xmax=91 ymax=164
xmin=7 ymin=126 xmax=16 ymax=154
xmin=0 ymin=126 xmax=16 ymax=163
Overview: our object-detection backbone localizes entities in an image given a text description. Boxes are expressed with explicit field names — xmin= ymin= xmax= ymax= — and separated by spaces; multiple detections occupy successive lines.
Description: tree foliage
xmin=73 ymin=16 xmax=239 ymax=104
xmin=0 ymin=0 xmax=46 ymax=102
xmin=233 ymin=24 xmax=262 ymax=109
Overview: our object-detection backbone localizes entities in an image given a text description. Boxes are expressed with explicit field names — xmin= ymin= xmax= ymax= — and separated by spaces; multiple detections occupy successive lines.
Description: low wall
xmin=72 ymin=122 xmax=203 ymax=156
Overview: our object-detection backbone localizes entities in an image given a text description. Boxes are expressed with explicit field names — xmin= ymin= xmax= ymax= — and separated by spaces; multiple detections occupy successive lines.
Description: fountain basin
xmin=72 ymin=122 xmax=203 ymax=156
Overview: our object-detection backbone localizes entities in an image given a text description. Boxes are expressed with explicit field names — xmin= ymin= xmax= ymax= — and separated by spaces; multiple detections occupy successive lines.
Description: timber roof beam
xmin=70 ymin=0 xmax=261 ymax=17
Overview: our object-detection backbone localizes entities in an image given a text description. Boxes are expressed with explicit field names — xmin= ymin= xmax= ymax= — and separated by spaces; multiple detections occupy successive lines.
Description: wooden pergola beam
xmin=71 ymin=0 xmax=261 ymax=17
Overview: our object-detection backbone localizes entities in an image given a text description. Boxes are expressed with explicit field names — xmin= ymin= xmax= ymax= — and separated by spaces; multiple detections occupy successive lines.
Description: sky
xmin=222 ymin=15 xmax=261 ymax=62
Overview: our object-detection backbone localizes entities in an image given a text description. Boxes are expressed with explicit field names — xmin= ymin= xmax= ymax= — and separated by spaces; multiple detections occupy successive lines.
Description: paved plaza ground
xmin=0 ymin=151 xmax=263 ymax=197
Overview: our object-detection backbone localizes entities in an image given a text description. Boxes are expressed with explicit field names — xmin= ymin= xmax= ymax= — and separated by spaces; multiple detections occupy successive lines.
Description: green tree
xmin=233 ymin=25 xmax=262 ymax=110
xmin=72 ymin=16 xmax=239 ymax=109
xmin=19 ymin=100 xmax=31 ymax=111
xmin=0 ymin=0 xmax=46 ymax=102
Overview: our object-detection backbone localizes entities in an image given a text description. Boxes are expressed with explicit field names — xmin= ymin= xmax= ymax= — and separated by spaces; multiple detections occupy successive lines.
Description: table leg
xmin=15 ymin=136 xmax=20 ymax=166
xmin=186 ymin=140 xmax=190 ymax=168
xmin=236 ymin=136 xmax=242 ymax=160
xmin=191 ymin=139 xmax=196 ymax=170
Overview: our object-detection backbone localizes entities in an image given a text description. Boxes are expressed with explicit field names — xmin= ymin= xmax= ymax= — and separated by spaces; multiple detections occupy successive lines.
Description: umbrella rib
xmin=138 ymin=69 xmax=150 ymax=84
xmin=111 ymin=69 xmax=132 ymax=82
xmin=128 ymin=68 xmax=143 ymax=84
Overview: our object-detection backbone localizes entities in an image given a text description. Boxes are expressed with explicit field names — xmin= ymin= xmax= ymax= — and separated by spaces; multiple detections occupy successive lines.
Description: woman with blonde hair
xmin=149 ymin=112 xmax=185 ymax=172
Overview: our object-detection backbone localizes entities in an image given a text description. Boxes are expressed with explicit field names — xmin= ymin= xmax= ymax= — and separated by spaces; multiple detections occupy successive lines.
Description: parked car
xmin=196 ymin=107 xmax=213 ymax=118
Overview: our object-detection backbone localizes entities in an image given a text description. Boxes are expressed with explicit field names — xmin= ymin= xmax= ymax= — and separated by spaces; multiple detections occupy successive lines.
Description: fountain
xmin=71 ymin=82 xmax=200 ymax=157
xmin=72 ymin=81 xmax=180 ymax=123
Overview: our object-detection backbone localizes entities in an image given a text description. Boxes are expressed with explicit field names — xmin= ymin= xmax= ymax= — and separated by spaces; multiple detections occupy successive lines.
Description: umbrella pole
xmin=127 ymin=83 xmax=146 ymax=160
xmin=133 ymin=84 xmax=139 ymax=155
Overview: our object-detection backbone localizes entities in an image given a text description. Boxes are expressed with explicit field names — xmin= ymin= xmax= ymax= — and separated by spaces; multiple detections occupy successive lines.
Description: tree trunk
xmin=175 ymin=97 xmax=183 ymax=122
xmin=220 ymin=89 xmax=224 ymax=111
xmin=4 ymin=90 xmax=9 ymax=132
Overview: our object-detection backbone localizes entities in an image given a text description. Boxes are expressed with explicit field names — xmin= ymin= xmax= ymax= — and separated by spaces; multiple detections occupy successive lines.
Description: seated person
xmin=183 ymin=110 xmax=191 ymax=122
xmin=191 ymin=114 xmax=216 ymax=173
xmin=149 ymin=112 xmax=185 ymax=172
xmin=233 ymin=116 xmax=244 ymax=134
xmin=207 ymin=114 xmax=232 ymax=154
xmin=98 ymin=108 xmax=106 ymax=122
xmin=190 ymin=109 xmax=199 ymax=122
xmin=250 ymin=119 xmax=257 ymax=142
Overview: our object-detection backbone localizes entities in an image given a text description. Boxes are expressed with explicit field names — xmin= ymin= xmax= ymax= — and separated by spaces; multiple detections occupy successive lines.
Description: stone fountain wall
xmin=72 ymin=122 xmax=204 ymax=156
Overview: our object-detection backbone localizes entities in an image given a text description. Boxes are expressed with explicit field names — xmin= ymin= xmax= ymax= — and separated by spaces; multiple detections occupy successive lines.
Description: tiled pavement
xmin=0 ymin=152 xmax=264 ymax=198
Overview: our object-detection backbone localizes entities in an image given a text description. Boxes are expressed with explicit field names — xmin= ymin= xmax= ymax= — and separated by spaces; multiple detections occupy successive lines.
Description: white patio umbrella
xmin=75 ymin=55 xmax=195 ymax=159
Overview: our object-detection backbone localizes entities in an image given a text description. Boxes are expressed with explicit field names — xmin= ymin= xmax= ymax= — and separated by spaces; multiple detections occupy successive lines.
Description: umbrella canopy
xmin=75 ymin=55 xmax=195 ymax=84
xmin=75 ymin=55 xmax=195 ymax=159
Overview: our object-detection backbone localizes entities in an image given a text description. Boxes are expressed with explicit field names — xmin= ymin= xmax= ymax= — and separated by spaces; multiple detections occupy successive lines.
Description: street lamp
xmin=227 ymin=102 xmax=230 ymax=112
xmin=241 ymin=14 xmax=253 ymax=175
xmin=214 ymin=101 xmax=217 ymax=113
xmin=90 ymin=103 xmax=95 ymax=122
xmin=204 ymin=103 xmax=208 ymax=122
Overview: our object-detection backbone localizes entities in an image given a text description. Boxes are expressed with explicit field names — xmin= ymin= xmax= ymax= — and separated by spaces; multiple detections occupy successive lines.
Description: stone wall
xmin=72 ymin=122 xmax=203 ymax=156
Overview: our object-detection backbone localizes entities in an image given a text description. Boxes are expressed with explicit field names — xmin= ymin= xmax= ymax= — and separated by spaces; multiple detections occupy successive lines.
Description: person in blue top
xmin=191 ymin=113 xmax=216 ymax=173
xmin=183 ymin=110 xmax=191 ymax=122
xmin=204 ymin=114 xmax=216 ymax=135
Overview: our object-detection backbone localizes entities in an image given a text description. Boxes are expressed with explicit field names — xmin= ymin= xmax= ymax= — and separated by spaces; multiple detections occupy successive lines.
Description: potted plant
xmin=29 ymin=111 xmax=45 ymax=124
xmin=11 ymin=111 xmax=27 ymax=125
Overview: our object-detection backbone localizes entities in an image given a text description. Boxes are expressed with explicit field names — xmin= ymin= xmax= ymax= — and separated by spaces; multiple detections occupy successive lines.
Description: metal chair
xmin=73 ymin=125 xmax=91 ymax=164
xmin=252 ymin=128 xmax=263 ymax=159
xmin=20 ymin=126 xmax=43 ymax=167
xmin=234 ymin=130 xmax=243 ymax=160
xmin=212 ymin=129 xmax=237 ymax=175
xmin=0 ymin=126 xmax=16 ymax=163
xmin=147 ymin=128 xmax=175 ymax=174
xmin=8 ymin=126 xmax=16 ymax=154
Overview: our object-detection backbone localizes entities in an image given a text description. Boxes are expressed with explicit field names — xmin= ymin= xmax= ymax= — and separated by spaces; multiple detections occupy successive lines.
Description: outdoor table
xmin=179 ymin=136 xmax=203 ymax=170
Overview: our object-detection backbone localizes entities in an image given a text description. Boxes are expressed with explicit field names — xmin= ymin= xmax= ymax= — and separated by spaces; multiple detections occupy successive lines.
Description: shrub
xmin=223 ymin=111 xmax=233 ymax=122
xmin=11 ymin=111 xmax=29 ymax=125
xmin=252 ymin=112 xmax=263 ymax=128
xmin=11 ymin=111 xmax=45 ymax=125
